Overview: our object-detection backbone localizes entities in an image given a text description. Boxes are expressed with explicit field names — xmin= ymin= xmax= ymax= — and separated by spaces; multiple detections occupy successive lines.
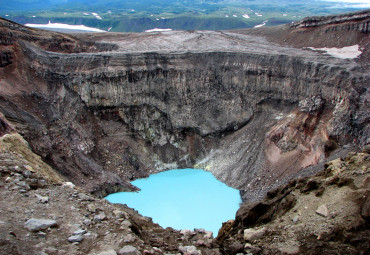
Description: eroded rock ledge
xmin=291 ymin=9 xmax=370 ymax=32
xmin=0 ymin=11 xmax=369 ymax=200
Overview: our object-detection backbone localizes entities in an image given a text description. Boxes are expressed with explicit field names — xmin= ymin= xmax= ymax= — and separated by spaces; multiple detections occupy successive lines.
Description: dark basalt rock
xmin=0 ymin=11 xmax=369 ymax=201
xmin=291 ymin=9 xmax=370 ymax=32
xmin=361 ymin=192 xmax=370 ymax=221
xmin=0 ymin=51 xmax=13 ymax=67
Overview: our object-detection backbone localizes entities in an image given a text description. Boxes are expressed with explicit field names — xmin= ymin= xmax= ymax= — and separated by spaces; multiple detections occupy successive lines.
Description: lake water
xmin=105 ymin=168 xmax=241 ymax=235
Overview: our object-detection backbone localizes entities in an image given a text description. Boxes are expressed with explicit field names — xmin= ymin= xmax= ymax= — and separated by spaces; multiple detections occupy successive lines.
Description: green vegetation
xmin=1 ymin=0 xmax=368 ymax=32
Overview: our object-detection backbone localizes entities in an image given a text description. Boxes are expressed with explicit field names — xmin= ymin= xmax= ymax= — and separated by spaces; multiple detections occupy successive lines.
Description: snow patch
xmin=254 ymin=21 xmax=268 ymax=28
xmin=275 ymin=113 xmax=284 ymax=120
xmin=242 ymin=14 xmax=250 ymax=19
xmin=308 ymin=45 xmax=361 ymax=59
xmin=233 ymin=14 xmax=238 ymax=17
xmin=92 ymin=12 xmax=102 ymax=20
xmin=25 ymin=21 xmax=106 ymax=32
xmin=145 ymin=28 xmax=173 ymax=32
xmin=255 ymin=12 xmax=262 ymax=17
xmin=254 ymin=23 xmax=266 ymax=28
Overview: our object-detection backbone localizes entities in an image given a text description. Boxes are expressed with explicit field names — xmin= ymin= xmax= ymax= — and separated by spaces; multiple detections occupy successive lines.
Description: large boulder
xmin=117 ymin=245 xmax=141 ymax=255
xmin=24 ymin=218 xmax=58 ymax=232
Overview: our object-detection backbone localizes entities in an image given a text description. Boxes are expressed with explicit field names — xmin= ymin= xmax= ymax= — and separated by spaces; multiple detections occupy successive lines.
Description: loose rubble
xmin=0 ymin=130 xmax=369 ymax=254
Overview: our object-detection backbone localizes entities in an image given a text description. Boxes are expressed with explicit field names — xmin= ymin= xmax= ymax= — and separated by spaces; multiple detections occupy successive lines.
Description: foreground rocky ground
xmin=217 ymin=149 xmax=370 ymax=254
xmin=0 ymin=133 xmax=220 ymax=255
xmin=0 ymin=131 xmax=369 ymax=254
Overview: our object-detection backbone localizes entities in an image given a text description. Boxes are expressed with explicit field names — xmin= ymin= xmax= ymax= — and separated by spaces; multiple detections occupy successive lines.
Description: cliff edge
xmin=0 ymin=10 xmax=369 ymax=202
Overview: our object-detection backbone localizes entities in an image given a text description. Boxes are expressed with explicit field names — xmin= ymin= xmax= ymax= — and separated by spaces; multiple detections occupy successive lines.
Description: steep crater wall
xmin=0 ymin=16 xmax=368 ymax=200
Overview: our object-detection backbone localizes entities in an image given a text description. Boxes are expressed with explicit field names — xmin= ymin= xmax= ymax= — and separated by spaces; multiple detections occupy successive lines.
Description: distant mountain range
xmin=1 ymin=0 xmax=369 ymax=32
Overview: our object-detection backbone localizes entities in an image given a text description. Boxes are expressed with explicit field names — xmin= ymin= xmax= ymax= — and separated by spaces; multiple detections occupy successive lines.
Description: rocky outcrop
xmin=1 ymin=132 xmax=368 ymax=254
xmin=0 ymin=51 xmax=13 ymax=67
xmin=0 ymin=135 xmax=223 ymax=255
xmin=216 ymin=151 xmax=370 ymax=254
xmin=0 ymin=17 xmax=116 ymax=52
xmin=237 ymin=9 xmax=370 ymax=63
xmin=291 ymin=9 xmax=370 ymax=33
xmin=0 ymin=113 xmax=14 ymax=136
xmin=0 ymin=12 xmax=369 ymax=200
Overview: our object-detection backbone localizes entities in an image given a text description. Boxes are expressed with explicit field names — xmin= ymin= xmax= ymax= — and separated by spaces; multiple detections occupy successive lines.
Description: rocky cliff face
xmin=291 ymin=9 xmax=370 ymax=32
xmin=216 ymin=150 xmax=370 ymax=254
xmin=0 ymin=10 xmax=369 ymax=200
xmin=0 ymin=10 xmax=369 ymax=255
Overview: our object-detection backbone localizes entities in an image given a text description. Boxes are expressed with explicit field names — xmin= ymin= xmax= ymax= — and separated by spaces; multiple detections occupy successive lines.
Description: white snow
xmin=32 ymin=15 xmax=36 ymax=18
xmin=25 ymin=21 xmax=106 ymax=32
xmin=242 ymin=14 xmax=250 ymax=19
xmin=233 ymin=14 xmax=237 ymax=17
xmin=92 ymin=12 xmax=102 ymax=20
xmin=145 ymin=28 xmax=173 ymax=33
xmin=254 ymin=20 xmax=268 ymax=28
xmin=5 ymin=14 xmax=9 ymax=17
xmin=156 ymin=18 xmax=160 ymax=20
xmin=275 ymin=113 xmax=284 ymax=120
xmin=254 ymin=22 xmax=266 ymax=28
xmin=308 ymin=45 xmax=362 ymax=59
xmin=283 ymin=13 xmax=288 ymax=16
xmin=255 ymin=12 xmax=262 ymax=17
xmin=83 ymin=13 xmax=89 ymax=16
xmin=225 ymin=14 xmax=229 ymax=18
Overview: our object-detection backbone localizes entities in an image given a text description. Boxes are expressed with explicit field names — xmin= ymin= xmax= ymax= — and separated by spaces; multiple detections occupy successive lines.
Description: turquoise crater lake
xmin=105 ymin=168 xmax=241 ymax=235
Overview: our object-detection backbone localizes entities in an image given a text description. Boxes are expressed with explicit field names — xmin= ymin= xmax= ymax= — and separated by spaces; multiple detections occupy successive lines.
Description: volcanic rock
xmin=97 ymin=250 xmax=118 ymax=255
xmin=118 ymin=245 xmax=141 ymax=255
xmin=68 ymin=234 xmax=83 ymax=243
xmin=0 ymin=9 xmax=369 ymax=255
xmin=0 ymin=10 xmax=368 ymax=202
xmin=243 ymin=228 xmax=266 ymax=241
xmin=35 ymin=194 xmax=49 ymax=204
xmin=316 ymin=204 xmax=329 ymax=217
xmin=24 ymin=218 xmax=58 ymax=232
xmin=178 ymin=245 xmax=201 ymax=255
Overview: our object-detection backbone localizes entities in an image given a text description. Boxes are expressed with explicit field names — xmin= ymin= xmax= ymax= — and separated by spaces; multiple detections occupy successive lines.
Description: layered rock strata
xmin=291 ymin=9 xmax=370 ymax=32
xmin=0 ymin=10 xmax=369 ymax=200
